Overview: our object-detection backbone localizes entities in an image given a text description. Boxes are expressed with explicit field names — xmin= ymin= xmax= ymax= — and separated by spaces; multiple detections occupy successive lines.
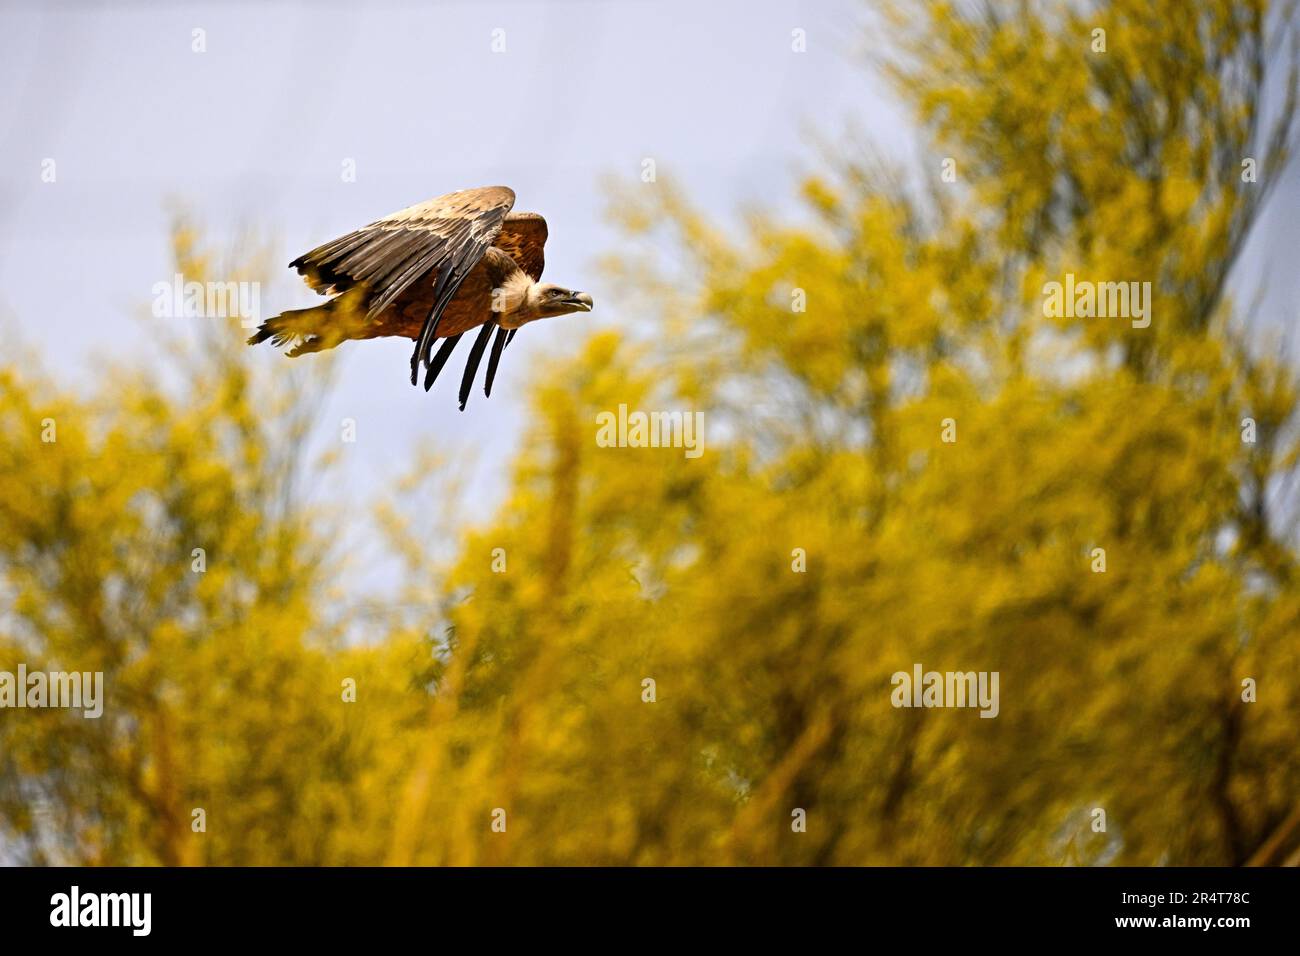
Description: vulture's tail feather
xmin=245 ymin=305 xmax=329 ymax=352
xmin=246 ymin=286 xmax=366 ymax=357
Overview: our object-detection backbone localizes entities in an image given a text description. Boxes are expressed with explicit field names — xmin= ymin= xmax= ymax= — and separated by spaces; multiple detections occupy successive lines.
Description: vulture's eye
xmin=550 ymin=289 xmax=565 ymax=298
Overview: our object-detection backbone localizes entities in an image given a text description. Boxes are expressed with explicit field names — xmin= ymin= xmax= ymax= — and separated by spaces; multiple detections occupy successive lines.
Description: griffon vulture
xmin=247 ymin=186 xmax=593 ymax=409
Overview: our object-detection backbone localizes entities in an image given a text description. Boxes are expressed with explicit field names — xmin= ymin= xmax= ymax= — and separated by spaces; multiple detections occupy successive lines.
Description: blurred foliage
xmin=2 ymin=0 xmax=1299 ymax=864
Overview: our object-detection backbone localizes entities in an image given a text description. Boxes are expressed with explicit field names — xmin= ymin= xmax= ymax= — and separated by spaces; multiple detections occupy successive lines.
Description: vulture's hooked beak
xmin=567 ymin=292 xmax=594 ymax=312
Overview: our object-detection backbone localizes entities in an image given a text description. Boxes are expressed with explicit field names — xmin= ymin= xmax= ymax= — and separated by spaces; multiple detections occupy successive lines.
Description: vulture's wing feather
xmin=423 ymin=332 xmax=465 ymax=392
xmin=458 ymin=321 xmax=497 ymax=411
xmin=495 ymin=212 xmax=548 ymax=281
xmin=406 ymin=193 xmax=519 ymax=382
xmin=483 ymin=325 xmax=510 ymax=398
xmin=288 ymin=186 xmax=517 ymax=365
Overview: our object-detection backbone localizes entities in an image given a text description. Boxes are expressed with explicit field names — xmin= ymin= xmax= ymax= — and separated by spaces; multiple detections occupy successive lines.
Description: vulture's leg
xmin=457 ymin=322 xmax=496 ymax=410
xmin=484 ymin=325 xmax=509 ymax=398
xmin=422 ymin=332 xmax=465 ymax=392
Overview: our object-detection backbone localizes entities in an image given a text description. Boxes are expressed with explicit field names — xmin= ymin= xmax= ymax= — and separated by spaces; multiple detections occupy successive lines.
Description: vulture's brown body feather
xmin=248 ymin=185 xmax=590 ymax=409
xmin=383 ymin=247 xmax=522 ymax=339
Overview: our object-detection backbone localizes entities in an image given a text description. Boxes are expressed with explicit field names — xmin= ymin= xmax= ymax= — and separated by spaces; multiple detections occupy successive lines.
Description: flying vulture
xmin=247 ymin=186 xmax=593 ymax=409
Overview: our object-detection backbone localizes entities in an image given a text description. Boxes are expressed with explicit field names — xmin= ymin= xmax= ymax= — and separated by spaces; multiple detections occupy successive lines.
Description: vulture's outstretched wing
xmin=495 ymin=212 xmax=547 ymax=281
xmin=465 ymin=212 xmax=546 ymax=389
xmin=286 ymin=186 xmax=517 ymax=380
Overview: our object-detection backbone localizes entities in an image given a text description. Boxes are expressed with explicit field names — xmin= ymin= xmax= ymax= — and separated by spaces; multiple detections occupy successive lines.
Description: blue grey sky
xmin=1 ymin=0 xmax=1297 ymax=584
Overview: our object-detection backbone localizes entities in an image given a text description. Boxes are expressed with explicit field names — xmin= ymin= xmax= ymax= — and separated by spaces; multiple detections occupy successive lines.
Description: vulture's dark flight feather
xmin=484 ymin=325 xmax=510 ymax=398
xmin=458 ymin=321 xmax=496 ymax=411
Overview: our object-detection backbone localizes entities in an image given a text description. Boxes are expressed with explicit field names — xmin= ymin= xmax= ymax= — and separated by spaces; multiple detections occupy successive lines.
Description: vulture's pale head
xmin=495 ymin=276 xmax=594 ymax=329
xmin=501 ymin=283 xmax=595 ymax=325
xmin=521 ymin=283 xmax=594 ymax=321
